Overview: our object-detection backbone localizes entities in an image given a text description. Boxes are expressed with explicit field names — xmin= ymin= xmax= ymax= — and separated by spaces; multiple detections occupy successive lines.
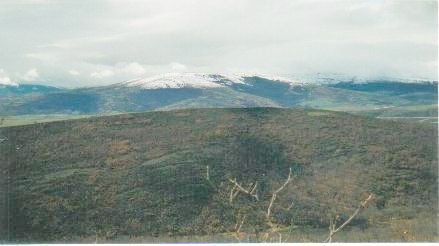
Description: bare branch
xmin=236 ymin=214 xmax=246 ymax=233
xmin=324 ymin=194 xmax=374 ymax=243
xmin=286 ymin=201 xmax=294 ymax=210
xmin=250 ymin=181 xmax=258 ymax=196
xmin=229 ymin=185 xmax=238 ymax=204
xmin=206 ymin=165 xmax=210 ymax=181
xmin=233 ymin=214 xmax=247 ymax=241
xmin=228 ymin=178 xmax=259 ymax=202
xmin=228 ymin=178 xmax=251 ymax=194
xmin=280 ymin=201 xmax=295 ymax=211
xmin=230 ymin=189 xmax=240 ymax=204
xmin=267 ymin=168 xmax=293 ymax=220
xmin=225 ymin=168 xmax=294 ymax=242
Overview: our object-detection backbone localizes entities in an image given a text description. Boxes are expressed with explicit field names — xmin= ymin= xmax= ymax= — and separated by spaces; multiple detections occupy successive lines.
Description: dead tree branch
xmin=280 ymin=201 xmax=295 ymax=211
xmin=233 ymin=214 xmax=247 ymax=241
xmin=325 ymin=193 xmax=374 ymax=243
xmin=262 ymin=168 xmax=294 ymax=243
xmin=226 ymin=168 xmax=294 ymax=242
xmin=266 ymin=167 xmax=293 ymax=220
xmin=229 ymin=185 xmax=240 ymax=204
xmin=236 ymin=214 xmax=246 ymax=233
xmin=206 ymin=165 xmax=210 ymax=181
xmin=228 ymin=178 xmax=259 ymax=203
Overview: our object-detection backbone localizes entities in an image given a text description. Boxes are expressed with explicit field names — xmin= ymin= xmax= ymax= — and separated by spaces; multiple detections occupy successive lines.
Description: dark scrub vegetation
xmin=0 ymin=108 xmax=437 ymax=242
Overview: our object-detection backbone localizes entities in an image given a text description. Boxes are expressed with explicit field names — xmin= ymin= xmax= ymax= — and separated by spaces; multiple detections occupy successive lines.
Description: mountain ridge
xmin=0 ymin=74 xmax=437 ymax=119
xmin=3 ymin=73 xmax=437 ymax=90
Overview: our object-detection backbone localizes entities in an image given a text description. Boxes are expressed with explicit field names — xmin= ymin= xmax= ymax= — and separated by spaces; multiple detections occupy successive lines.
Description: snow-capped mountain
xmin=287 ymin=73 xmax=439 ymax=85
xmin=0 ymin=73 xmax=436 ymax=116
xmin=117 ymin=73 xmax=303 ymax=89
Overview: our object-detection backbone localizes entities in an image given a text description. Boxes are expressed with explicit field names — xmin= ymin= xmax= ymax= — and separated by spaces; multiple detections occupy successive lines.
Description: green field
xmin=0 ymin=114 xmax=92 ymax=127
xmin=0 ymin=113 xmax=127 ymax=128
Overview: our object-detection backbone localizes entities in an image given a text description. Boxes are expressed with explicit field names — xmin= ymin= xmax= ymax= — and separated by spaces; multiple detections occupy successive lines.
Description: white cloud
xmin=0 ymin=69 xmax=18 ymax=86
xmin=24 ymin=0 xmax=54 ymax=4
xmin=22 ymin=68 xmax=39 ymax=81
xmin=90 ymin=69 xmax=115 ymax=79
xmin=0 ymin=77 xmax=13 ymax=85
xmin=25 ymin=53 xmax=57 ymax=62
xmin=118 ymin=62 xmax=146 ymax=77
xmin=68 ymin=69 xmax=80 ymax=76
xmin=0 ymin=0 xmax=437 ymax=86
xmin=90 ymin=62 xmax=148 ymax=80
xmin=170 ymin=62 xmax=187 ymax=71
xmin=41 ymin=36 xmax=122 ymax=49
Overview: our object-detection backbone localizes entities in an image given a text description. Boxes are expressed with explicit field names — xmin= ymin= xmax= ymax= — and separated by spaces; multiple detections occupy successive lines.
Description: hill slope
xmin=0 ymin=108 xmax=437 ymax=242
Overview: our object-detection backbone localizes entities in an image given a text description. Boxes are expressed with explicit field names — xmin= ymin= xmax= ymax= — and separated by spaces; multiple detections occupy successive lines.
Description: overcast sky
xmin=0 ymin=0 xmax=437 ymax=87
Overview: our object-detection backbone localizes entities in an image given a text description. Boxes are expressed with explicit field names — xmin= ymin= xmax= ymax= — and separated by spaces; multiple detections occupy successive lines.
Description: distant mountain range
xmin=0 ymin=73 xmax=437 ymax=117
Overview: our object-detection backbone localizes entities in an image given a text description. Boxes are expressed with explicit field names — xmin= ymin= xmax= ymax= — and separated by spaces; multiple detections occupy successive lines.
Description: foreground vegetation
xmin=0 ymin=108 xmax=437 ymax=242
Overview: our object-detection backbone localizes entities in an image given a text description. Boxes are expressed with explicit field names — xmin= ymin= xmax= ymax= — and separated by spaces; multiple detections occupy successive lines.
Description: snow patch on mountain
xmin=118 ymin=72 xmax=303 ymax=89
xmin=287 ymin=73 xmax=438 ymax=85
xmin=120 ymin=73 xmax=224 ymax=89
xmin=235 ymin=72 xmax=301 ymax=84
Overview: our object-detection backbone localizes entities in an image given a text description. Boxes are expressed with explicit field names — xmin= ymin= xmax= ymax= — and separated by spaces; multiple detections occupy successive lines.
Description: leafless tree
xmin=263 ymin=167 xmax=294 ymax=242
xmin=208 ymin=164 xmax=374 ymax=243
xmin=267 ymin=167 xmax=293 ymax=220
xmin=324 ymin=194 xmax=374 ymax=243
xmin=226 ymin=167 xmax=294 ymax=242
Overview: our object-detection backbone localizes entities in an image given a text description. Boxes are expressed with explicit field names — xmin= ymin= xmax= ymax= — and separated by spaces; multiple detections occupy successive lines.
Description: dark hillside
xmin=0 ymin=108 xmax=437 ymax=242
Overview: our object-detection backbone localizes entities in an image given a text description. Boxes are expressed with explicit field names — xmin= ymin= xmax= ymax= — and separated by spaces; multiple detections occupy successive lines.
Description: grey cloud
xmin=0 ymin=0 xmax=436 ymax=87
